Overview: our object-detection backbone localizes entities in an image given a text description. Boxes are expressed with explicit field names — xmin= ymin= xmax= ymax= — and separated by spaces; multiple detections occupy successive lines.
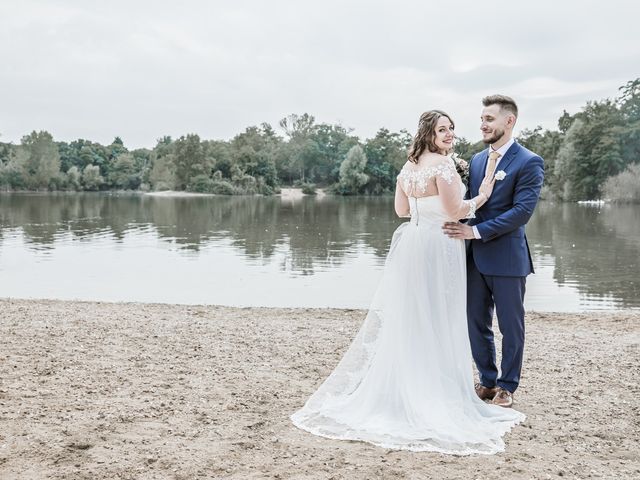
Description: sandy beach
xmin=0 ymin=299 xmax=638 ymax=479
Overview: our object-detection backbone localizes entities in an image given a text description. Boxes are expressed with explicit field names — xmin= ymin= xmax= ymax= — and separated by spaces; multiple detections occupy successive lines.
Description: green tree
xmin=230 ymin=125 xmax=280 ymax=193
xmin=363 ymin=128 xmax=411 ymax=194
xmin=603 ymin=163 xmax=640 ymax=203
xmin=66 ymin=166 xmax=82 ymax=190
xmin=149 ymin=153 xmax=176 ymax=191
xmin=308 ymin=123 xmax=359 ymax=184
xmin=279 ymin=113 xmax=319 ymax=182
xmin=617 ymin=78 xmax=640 ymax=171
xmin=0 ymin=147 xmax=29 ymax=189
xmin=148 ymin=136 xmax=176 ymax=190
xmin=20 ymin=130 xmax=61 ymax=189
xmin=337 ymin=145 xmax=369 ymax=194
xmin=58 ymin=139 xmax=108 ymax=175
xmin=554 ymin=120 xmax=580 ymax=199
xmin=558 ymin=110 xmax=574 ymax=134
xmin=517 ymin=126 xmax=563 ymax=197
xmin=131 ymin=148 xmax=151 ymax=189
xmin=82 ymin=164 xmax=104 ymax=191
xmin=108 ymin=153 xmax=140 ymax=189
xmin=553 ymin=101 xmax=626 ymax=200
xmin=279 ymin=113 xmax=316 ymax=138
xmin=454 ymin=137 xmax=485 ymax=161
xmin=107 ymin=136 xmax=128 ymax=159
xmin=618 ymin=78 xmax=640 ymax=121
xmin=173 ymin=134 xmax=210 ymax=190
xmin=206 ymin=140 xmax=233 ymax=178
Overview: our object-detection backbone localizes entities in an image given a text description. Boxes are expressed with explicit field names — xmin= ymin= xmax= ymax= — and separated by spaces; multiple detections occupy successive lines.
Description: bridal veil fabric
xmin=291 ymin=158 xmax=524 ymax=455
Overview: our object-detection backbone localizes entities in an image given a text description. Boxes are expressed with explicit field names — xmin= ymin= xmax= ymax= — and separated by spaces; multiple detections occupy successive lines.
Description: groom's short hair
xmin=482 ymin=95 xmax=518 ymax=118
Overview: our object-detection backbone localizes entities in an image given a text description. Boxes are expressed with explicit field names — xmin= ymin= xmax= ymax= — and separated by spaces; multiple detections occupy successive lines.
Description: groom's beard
xmin=484 ymin=128 xmax=506 ymax=145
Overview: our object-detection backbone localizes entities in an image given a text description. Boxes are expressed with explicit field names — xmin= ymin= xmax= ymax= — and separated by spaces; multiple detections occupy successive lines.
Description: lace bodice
xmin=396 ymin=158 xmax=477 ymax=220
xmin=397 ymin=159 xmax=457 ymax=194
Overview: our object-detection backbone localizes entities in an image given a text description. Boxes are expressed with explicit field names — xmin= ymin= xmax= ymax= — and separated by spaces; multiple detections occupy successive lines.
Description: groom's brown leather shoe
xmin=475 ymin=383 xmax=498 ymax=401
xmin=492 ymin=388 xmax=513 ymax=408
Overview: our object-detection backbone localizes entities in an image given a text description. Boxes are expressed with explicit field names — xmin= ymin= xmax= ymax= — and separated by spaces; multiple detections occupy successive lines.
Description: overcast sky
xmin=1 ymin=0 xmax=639 ymax=148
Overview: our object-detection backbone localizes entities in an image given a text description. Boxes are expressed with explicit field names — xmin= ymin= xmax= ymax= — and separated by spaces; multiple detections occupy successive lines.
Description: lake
xmin=0 ymin=192 xmax=638 ymax=311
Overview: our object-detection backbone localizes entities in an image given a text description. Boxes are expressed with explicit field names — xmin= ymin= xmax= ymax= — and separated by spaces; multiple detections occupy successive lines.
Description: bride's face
xmin=433 ymin=116 xmax=455 ymax=154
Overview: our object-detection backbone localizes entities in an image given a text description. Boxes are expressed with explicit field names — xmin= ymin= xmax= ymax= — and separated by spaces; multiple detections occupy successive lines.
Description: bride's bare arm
xmin=394 ymin=180 xmax=410 ymax=217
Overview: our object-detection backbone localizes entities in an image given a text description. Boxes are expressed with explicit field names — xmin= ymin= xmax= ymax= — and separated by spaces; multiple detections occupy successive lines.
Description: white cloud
xmin=0 ymin=0 xmax=639 ymax=147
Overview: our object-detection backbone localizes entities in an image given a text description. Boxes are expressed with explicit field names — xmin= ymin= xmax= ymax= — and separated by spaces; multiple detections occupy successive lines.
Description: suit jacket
xmin=467 ymin=141 xmax=544 ymax=277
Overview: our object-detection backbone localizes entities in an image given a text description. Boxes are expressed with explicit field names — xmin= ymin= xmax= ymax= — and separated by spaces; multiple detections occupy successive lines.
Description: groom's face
xmin=480 ymin=104 xmax=509 ymax=145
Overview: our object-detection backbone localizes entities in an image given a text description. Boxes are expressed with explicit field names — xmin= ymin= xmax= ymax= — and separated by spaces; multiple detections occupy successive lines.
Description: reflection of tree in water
xmin=527 ymin=201 xmax=640 ymax=308
xmin=144 ymin=195 xmax=402 ymax=274
xmin=270 ymin=196 xmax=401 ymax=274
xmin=0 ymin=193 xmax=116 ymax=247
xmin=3 ymin=194 xmax=639 ymax=302
xmin=0 ymin=193 xmax=403 ymax=274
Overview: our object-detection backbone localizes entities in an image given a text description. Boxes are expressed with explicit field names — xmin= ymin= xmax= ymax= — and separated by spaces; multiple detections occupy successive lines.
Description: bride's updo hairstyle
xmin=407 ymin=110 xmax=454 ymax=164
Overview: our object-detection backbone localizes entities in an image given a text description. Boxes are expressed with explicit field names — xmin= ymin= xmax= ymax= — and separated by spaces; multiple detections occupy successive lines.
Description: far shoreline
xmin=2 ymin=190 xmax=635 ymax=203
xmin=145 ymin=187 xmax=326 ymax=199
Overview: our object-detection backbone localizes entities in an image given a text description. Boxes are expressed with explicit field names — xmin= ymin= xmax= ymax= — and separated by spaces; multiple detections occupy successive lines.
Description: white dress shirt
xmin=472 ymin=137 xmax=515 ymax=240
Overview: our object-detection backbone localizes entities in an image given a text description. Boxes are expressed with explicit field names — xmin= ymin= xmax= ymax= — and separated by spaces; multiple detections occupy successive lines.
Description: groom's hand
xmin=442 ymin=222 xmax=475 ymax=239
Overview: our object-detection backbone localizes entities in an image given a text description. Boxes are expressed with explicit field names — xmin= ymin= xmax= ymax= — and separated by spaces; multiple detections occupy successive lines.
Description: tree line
xmin=517 ymin=78 xmax=640 ymax=202
xmin=1 ymin=78 xmax=638 ymax=201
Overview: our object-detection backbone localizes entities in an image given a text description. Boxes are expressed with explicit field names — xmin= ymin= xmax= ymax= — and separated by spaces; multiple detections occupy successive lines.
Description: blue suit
xmin=466 ymin=141 xmax=544 ymax=393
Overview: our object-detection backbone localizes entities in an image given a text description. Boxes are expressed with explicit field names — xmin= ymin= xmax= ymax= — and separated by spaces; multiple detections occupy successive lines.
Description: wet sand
xmin=0 ymin=299 xmax=638 ymax=479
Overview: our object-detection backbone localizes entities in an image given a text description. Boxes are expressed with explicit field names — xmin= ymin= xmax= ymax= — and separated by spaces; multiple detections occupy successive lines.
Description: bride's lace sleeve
xmin=435 ymin=159 xmax=478 ymax=220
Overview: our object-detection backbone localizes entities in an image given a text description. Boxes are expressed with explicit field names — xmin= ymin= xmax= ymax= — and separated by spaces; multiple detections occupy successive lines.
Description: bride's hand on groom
xmin=479 ymin=174 xmax=497 ymax=200
xmin=443 ymin=172 xmax=496 ymax=240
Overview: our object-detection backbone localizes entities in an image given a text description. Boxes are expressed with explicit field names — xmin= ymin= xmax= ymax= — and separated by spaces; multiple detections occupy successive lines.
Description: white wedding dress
xmin=291 ymin=157 xmax=524 ymax=455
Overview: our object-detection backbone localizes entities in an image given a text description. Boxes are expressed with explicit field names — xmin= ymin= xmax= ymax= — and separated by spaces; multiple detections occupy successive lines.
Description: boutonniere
xmin=451 ymin=153 xmax=469 ymax=186
xmin=494 ymin=170 xmax=507 ymax=181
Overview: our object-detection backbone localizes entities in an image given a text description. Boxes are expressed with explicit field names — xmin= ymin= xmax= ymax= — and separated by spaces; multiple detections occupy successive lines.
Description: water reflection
xmin=0 ymin=193 xmax=638 ymax=310
xmin=527 ymin=202 xmax=639 ymax=309
xmin=0 ymin=193 xmax=402 ymax=274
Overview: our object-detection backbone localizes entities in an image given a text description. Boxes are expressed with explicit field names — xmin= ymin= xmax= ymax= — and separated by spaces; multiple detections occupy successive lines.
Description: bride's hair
xmin=407 ymin=110 xmax=454 ymax=163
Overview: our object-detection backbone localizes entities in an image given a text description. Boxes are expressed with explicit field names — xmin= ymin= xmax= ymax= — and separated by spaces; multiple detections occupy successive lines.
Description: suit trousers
xmin=466 ymin=248 xmax=526 ymax=393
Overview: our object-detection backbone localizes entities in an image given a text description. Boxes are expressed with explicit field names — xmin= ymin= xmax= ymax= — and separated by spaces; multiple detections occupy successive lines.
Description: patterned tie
xmin=487 ymin=151 xmax=501 ymax=178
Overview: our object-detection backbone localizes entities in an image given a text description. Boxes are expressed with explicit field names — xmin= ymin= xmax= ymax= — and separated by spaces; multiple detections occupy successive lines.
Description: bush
xmin=47 ymin=174 xmax=65 ymax=191
xmin=300 ymin=182 xmax=317 ymax=195
xmin=255 ymin=176 xmax=276 ymax=195
xmin=234 ymin=174 xmax=258 ymax=194
xmin=210 ymin=179 xmax=235 ymax=195
xmin=602 ymin=163 xmax=640 ymax=203
xmin=152 ymin=181 xmax=174 ymax=191
xmin=188 ymin=174 xmax=215 ymax=193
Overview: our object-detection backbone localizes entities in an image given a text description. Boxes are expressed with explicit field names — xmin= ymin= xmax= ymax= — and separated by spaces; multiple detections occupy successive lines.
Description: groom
xmin=443 ymin=95 xmax=544 ymax=407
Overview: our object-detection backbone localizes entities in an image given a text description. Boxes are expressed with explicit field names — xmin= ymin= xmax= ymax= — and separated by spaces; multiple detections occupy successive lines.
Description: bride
xmin=291 ymin=110 xmax=525 ymax=455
